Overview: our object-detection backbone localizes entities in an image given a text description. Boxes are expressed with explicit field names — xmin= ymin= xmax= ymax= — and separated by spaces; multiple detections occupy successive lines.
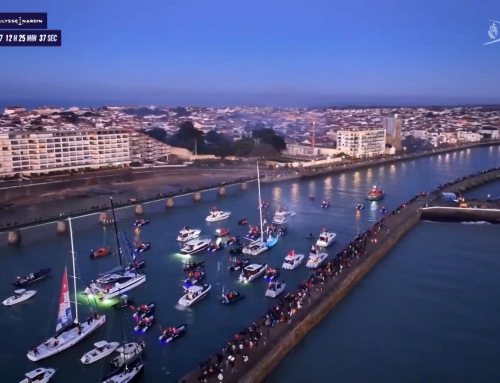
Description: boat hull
xmin=99 ymin=275 xmax=146 ymax=301
xmin=366 ymin=194 xmax=385 ymax=201
xmin=282 ymin=255 xmax=304 ymax=270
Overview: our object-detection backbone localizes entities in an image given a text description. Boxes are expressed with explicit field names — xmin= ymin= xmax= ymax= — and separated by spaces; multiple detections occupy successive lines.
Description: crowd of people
xmin=187 ymin=166 xmax=500 ymax=383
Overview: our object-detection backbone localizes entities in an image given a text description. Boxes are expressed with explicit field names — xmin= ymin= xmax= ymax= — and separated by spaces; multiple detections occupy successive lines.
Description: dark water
xmin=1 ymin=146 xmax=500 ymax=383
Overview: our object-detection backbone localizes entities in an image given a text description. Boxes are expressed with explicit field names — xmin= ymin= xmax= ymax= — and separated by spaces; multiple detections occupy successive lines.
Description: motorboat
xmin=264 ymin=267 xmax=280 ymax=281
xmin=3 ymin=289 xmax=36 ymax=306
xmin=113 ymin=295 xmax=135 ymax=310
xmin=221 ymin=291 xmax=245 ymax=304
xmin=110 ymin=342 xmax=145 ymax=368
xmin=316 ymin=230 xmax=336 ymax=248
xmin=178 ymin=284 xmax=211 ymax=307
xmin=272 ymin=215 xmax=287 ymax=225
xmin=134 ymin=242 xmax=151 ymax=254
xmin=206 ymin=207 xmax=231 ymax=222
xmin=81 ymin=341 xmax=120 ymax=364
xmin=19 ymin=368 xmax=55 ymax=383
xmin=229 ymin=243 xmax=244 ymax=255
xmin=159 ymin=324 xmax=187 ymax=344
xmin=134 ymin=315 xmax=155 ymax=334
xmin=239 ymin=263 xmax=268 ymax=283
xmin=229 ymin=257 xmax=250 ymax=271
xmin=306 ymin=250 xmax=328 ymax=268
xmin=245 ymin=226 xmax=261 ymax=241
xmin=132 ymin=302 xmax=156 ymax=320
xmin=274 ymin=206 xmax=295 ymax=218
xmin=265 ymin=280 xmax=286 ymax=298
xmin=282 ymin=250 xmax=304 ymax=270
xmin=83 ymin=270 xmax=146 ymax=301
xmin=183 ymin=270 xmax=205 ymax=286
xmin=104 ymin=354 xmax=144 ymax=383
xmin=13 ymin=268 xmax=51 ymax=286
xmin=242 ymin=240 xmax=268 ymax=256
xmin=90 ymin=248 xmax=112 ymax=259
xmin=226 ymin=236 xmax=240 ymax=245
xmin=207 ymin=239 xmax=225 ymax=253
xmin=238 ymin=218 xmax=248 ymax=225
xmin=356 ymin=204 xmax=365 ymax=210
xmin=321 ymin=201 xmax=331 ymax=209
xmin=366 ymin=185 xmax=385 ymax=201
xmin=134 ymin=219 xmax=150 ymax=227
xmin=182 ymin=260 xmax=205 ymax=271
xmin=177 ymin=227 xmax=201 ymax=242
xmin=180 ymin=239 xmax=211 ymax=254
xmin=214 ymin=228 xmax=230 ymax=237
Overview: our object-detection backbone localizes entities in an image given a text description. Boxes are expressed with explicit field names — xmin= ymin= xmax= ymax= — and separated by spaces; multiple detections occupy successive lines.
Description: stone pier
xmin=7 ymin=230 xmax=21 ymax=245
xmin=56 ymin=220 xmax=67 ymax=234
xmin=218 ymin=187 xmax=226 ymax=196
xmin=135 ymin=204 xmax=144 ymax=215
xmin=166 ymin=198 xmax=174 ymax=208
xmin=193 ymin=192 xmax=201 ymax=202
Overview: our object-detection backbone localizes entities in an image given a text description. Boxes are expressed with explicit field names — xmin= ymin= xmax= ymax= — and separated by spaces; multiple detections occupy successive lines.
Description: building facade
xmin=128 ymin=131 xmax=192 ymax=162
xmin=336 ymin=128 xmax=386 ymax=158
xmin=382 ymin=115 xmax=403 ymax=150
xmin=284 ymin=143 xmax=341 ymax=158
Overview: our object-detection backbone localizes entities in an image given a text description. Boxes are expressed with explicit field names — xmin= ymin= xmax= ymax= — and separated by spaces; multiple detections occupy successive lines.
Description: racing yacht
xmin=282 ymin=250 xmax=305 ymax=270
xmin=178 ymin=284 xmax=211 ymax=307
xmin=180 ymin=238 xmax=211 ymax=254
xmin=27 ymin=218 xmax=106 ymax=362
xmin=316 ymin=229 xmax=336 ymax=248
xmin=239 ymin=263 xmax=268 ymax=283
xmin=177 ymin=227 xmax=201 ymax=242
xmin=206 ymin=207 xmax=231 ymax=222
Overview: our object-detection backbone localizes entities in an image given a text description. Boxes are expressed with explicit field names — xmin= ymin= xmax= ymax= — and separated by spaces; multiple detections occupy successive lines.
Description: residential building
xmin=457 ymin=130 xmax=482 ymax=142
xmin=336 ymin=128 xmax=386 ymax=157
xmin=4 ymin=106 xmax=26 ymax=115
xmin=382 ymin=115 xmax=403 ymax=150
xmin=284 ymin=143 xmax=341 ymax=158
xmin=128 ymin=131 xmax=192 ymax=162
xmin=479 ymin=126 xmax=499 ymax=139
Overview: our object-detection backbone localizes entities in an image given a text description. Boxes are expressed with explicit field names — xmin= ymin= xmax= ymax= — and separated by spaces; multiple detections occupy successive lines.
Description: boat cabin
xmin=94 ymin=340 xmax=109 ymax=351
xmin=14 ymin=289 xmax=26 ymax=297
xmin=243 ymin=264 xmax=264 ymax=277
xmin=185 ymin=285 xmax=203 ymax=300
xmin=24 ymin=369 xmax=48 ymax=382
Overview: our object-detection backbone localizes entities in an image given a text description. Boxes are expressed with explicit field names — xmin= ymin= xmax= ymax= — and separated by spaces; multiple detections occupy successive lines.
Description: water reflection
xmin=353 ymin=171 xmax=361 ymax=188
xmin=291 ymin=183 xmax=300 ymax=204
xmin=308 ymin=181 xmax=316 ymax=198
xmin=339 ymin=173 xmax=346 ymax=190
xmin=272 ymin=186 xmax=282 ymax=202
xmin=366 ymin=168 xmax=373 ymax=183
xmin=324 ymin=177 xmax=332 ymax=200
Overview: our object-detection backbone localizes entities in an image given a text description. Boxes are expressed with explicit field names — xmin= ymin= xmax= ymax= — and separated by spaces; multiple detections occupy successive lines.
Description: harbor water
xmin=1 ymin=146 xmax=500 ymax=383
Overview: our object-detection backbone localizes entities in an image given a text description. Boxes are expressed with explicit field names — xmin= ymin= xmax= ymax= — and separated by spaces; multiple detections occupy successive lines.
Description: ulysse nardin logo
xmin=485 ymin=20 xmax=500 ymax=45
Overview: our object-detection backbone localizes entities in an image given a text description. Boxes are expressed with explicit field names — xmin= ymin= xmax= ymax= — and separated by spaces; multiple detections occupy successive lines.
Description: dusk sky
xmin=2 ymin=0 xmax=500 ymax=107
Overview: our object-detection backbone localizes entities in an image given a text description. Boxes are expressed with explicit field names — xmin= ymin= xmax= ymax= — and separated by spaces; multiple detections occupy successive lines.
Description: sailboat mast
xmin=68 ymin=217 xmax=78 ymax=321
xmin=257 ymin=162 xmax=264 ymax=242
xmin=110 ymin=197 xmax=123 ymax=269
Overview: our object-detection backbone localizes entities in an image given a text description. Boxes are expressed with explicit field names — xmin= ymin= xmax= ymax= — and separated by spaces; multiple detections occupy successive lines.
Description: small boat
xmin=159 ymin=324 xmax=187 ymax=344
xmin=13 ymin=268 xmax=51 ymax=287
xmin=278 ymin=227 xmax=287 ymax=236
xmin=113 ymin=294 xmax=135 ymax=310
xmin=226 ymin=236 xmax=240 ymax=245
xmin=274 ymin=206 xmax=295 ymax=218
xmin=264 ymin=268 xmax=280 ymax=281
xmin=183 ymin=270 xmax=205 ymax=286
xmin=272 ymin=215 xmax=287 ymax=225
xmin=104 ymin=354 xmax=144 ymax=383
xmin=282 ymin=250 xmax=304 ymax=270
xmin=81 ymin=341 xmax=120 ymax=364
xmin=221 ymin=290 xmax=245 ymax=304
xmin=214 ymin=228 xmax=230 ymax=237
xmin=178 ymin=284 xmax=211 ymax=307
xmin=132 ymin=302 xmax=156 ymax=320
xmin=356 ymin=204 xmax=365 ymax=210
xmin=207 ymin=239 xmax=225 ymax=253
xmin=110 ymin=342 xmax=145 ymax=368
xmin=3 ymin=289 xmax=36 ymax=306
xmin=380 ymin=206 xmax=388 ymax=215
xmin=238 ymin=218 xmax=248 ymax=225
xmin=265 ymin=280 xmax=286 ymax=298
xmin=366 ymin=185 xmax=385 ymax=201
xmin=134 ymin=219 xmax=150 ymax=227
xmin=83 ymin=270 xmax=146 ymax=302
xmin=90 ymin=247 xmax=112 ymax=259
xmin=239 ymin=263 xmax=268 ymax=283
xmin=321 ymin=201 xmax=331 ymax=209
xmin=182 ymin=260 xmax=205 ymax=271
xmin=19 ymin=368 xmax=56 ymax=383
xmin=180 ymin=239 xmax=211 ymax=254
xmin=134 ymin=242 xmax=151 ymax=254
xmin=316 ymin=230 xmax=336 ymax=248
xmin=242 ymin=240 xmax=268 ymax=256
xmin=229 ymin=243 xmax=244 ymax=255
xmin=229 ymin=257 xmax=250 ymax=271
xmin=177 ymin=227 xmax=201 ymax=242
xmin=306 ymin=249 xmax=328 ymax=268
xmin=206 ymin=207 xmax=231 ymax=222
xmin=134 ymin=315 xmax=155 ymax=334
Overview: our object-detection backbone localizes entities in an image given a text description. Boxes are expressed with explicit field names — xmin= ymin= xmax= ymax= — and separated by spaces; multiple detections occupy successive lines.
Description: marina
xmin=1 ymin=146 xmax=500 ymax=382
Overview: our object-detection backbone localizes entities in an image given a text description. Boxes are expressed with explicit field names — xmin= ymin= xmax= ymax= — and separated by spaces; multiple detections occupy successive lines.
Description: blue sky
xmin=1 ymin=0 xmax=500 ymax=107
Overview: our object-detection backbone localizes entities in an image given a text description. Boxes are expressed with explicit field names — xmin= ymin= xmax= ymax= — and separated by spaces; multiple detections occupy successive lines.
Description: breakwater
xmin=181 ymin=166 xmax=500 ymax=383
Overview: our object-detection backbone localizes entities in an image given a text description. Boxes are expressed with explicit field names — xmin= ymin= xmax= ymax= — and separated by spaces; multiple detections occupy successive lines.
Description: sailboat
xmin=83 ymin=198 xmax=146 ymax=301
xmin=27 ymin=218 xmax=106 ymax=362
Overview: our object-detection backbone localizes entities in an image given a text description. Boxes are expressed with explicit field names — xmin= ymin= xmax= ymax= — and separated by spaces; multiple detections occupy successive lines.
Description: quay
xmin=421 ymin=200 xmax=500 ymax=223
xmin=180 ymin=166 xmax=500 ymax=383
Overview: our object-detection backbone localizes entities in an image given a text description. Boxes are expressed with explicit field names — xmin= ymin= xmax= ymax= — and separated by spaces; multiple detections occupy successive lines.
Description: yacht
xmin=242 ymin=240 xmax=268 ymax=256
xmin=265 ymin=280 xmax=286 ymax=298
xmin=272 ymin=215 xmax=287 ymax=225
xmin=177 ymin=227 xmax=201 ymax=242
xmin=316 ymin=230 xmax=336 ymax=248
xmin=306 ymin=251 xmax=328 ymax=268
xmin=282 ymin=251 xmax=305 ymax=270
xmin=239 ymin=263 xmax=268 ymax=283
xmin=274 ymin=206 xmax=296 ymax=218
xmin=83 ymin=270 xmax=146 ymax=301
xmin=111 ymin=342 xmax=145 ymax=368
xmin=3 ymin=289 xmax=36 ymax=306
xmin=205 ymin=207 xmax=231 ymax=222
xmin=19 ymin=368 xmax=55 ymax=383
xmin=81 ymin=341 xmax=120 ymax=364
xmin=178 ymin=284 xmax=211 ymax=307
xmin=180 ymin=238 xmax=211 ymax=254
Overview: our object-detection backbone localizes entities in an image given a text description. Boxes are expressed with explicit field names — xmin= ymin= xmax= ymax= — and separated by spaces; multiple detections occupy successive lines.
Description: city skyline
xmin=2 ymin=0 xmax=500 ymax=107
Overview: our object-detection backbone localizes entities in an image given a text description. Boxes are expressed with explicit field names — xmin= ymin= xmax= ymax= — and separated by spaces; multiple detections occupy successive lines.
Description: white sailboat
xmin=27 ymin=218 xmax=106 ymax=362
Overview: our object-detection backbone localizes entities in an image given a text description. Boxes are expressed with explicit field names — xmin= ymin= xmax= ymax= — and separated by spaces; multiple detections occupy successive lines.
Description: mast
xmin=110 ymin=197 xmax=123 ymax=269
xmin=257 ymin=162 xmax=264 ymax=242
xmin=68 ymin=217 xmax=79 ymax=322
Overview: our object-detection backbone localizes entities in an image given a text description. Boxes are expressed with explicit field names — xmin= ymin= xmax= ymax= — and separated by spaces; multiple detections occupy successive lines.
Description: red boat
xmin=214 ymin=228 xmax=230 ymax=237
xmin=90 ymin=247 xmax=112 ymax=259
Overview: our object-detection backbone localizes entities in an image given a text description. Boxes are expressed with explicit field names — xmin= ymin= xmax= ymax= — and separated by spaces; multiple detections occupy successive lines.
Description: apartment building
xmin=128 ymin=131 xmax=191 ymax=162
xmin=336 ymin=128 xmax=386 ymax=158
xmin=0 ymin=129 xmax=130 ymax=176
xmin=382 ymin=115 xmax=403 ymax=150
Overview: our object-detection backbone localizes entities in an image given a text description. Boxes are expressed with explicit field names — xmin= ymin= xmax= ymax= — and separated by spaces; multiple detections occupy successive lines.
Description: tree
xmin=252 ymin=128 xmax=287 ymax=153
xmin=206 ymin=130 xmax=221 ymax=143
xmin=233 ymin=138 xmax=255 ymax=157
xmin=142 ymin=127 xmax=167 ymax=143
xmin=168 ymin=121 xmax=204 ymax=152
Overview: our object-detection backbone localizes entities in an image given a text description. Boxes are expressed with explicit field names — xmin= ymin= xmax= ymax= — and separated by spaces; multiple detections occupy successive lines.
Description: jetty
xmin=180 ymin=167 xmax=500 ymax=383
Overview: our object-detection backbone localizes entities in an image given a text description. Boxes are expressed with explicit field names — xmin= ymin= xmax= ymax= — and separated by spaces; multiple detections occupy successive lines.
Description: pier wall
xmin=421 ymin=206 xmax=500 ymax=223
xmin=239 ymin=210 xmax=422 ymax=383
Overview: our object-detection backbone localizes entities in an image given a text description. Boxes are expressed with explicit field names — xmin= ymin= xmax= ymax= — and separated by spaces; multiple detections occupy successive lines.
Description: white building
xmin=285 ymin=143 xmax=341 ymax=158
xmin=382 ymin=115 xmax=402 ymax=150
xmin=478 ymin=127 xmax=499 ymax=139
xmin=4 ymin=106 xmax=26 ymax=115
xmin=457 ymin=130 xmax=482 ymax=142
xmin=336 ymin=128 xmax=386 ymax=158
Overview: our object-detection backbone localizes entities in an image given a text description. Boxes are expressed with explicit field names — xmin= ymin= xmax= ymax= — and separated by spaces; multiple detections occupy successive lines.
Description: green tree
xmin=233 ymin=138 xmax=255 ymax=157
xmin=168 ymin=121 xmax=204 ymax=152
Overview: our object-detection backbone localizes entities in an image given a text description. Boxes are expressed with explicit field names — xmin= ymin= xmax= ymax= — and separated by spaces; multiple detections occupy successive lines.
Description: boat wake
xmin=460 ymin=221 xmax=493 ymax=225
xmin=174 ymin=303 xmax=192 ymax=312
